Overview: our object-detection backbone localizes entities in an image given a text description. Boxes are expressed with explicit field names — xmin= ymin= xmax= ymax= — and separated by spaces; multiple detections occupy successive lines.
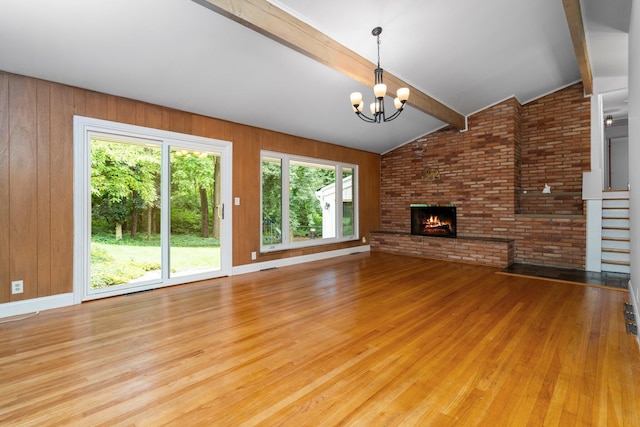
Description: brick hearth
xmin=370 ymin=231 xmax=514 ymax=268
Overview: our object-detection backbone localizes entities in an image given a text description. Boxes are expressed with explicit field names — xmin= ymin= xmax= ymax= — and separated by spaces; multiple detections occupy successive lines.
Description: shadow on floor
xmin=500 ymin=263 xmax=630 ymax=289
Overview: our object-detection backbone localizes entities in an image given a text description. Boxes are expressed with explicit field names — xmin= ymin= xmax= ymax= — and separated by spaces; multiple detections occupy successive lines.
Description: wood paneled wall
xmin=0 ymin=71 xmax=380 ymax=304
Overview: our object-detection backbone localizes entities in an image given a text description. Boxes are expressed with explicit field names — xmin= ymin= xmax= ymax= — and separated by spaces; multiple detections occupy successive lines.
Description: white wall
xmin=604 ymin=123 xmax=630 ymax=189
xmin=628 ymin=0 xmax=640 ymax=344
xmin=610 ymin=137 xmax=629 ymax=189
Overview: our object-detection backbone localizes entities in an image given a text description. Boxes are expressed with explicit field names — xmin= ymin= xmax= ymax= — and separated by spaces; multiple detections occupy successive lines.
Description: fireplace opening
xmin=411 ymin=205 xmax=456 ymax=238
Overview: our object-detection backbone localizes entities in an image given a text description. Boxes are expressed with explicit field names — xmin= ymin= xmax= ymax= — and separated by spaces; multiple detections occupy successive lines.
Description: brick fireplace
xmin=374 ymin=83 xmax=589 ymax=269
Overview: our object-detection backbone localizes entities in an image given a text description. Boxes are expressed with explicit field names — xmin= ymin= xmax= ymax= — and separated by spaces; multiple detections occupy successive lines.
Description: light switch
xmin=234 ymin=197 xmax=240 ymax=205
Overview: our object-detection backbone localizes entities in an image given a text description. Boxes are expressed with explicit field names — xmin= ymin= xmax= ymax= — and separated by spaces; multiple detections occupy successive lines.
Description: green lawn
xmin=90 ymin=233 xmax=220 ymax=289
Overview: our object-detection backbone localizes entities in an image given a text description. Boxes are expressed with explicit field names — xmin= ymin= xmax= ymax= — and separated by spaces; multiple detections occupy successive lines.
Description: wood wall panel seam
xmin=36 ymin=79 xmax=52 ymax=297
xmin=0 ymin=72 xmax=10 ymax=302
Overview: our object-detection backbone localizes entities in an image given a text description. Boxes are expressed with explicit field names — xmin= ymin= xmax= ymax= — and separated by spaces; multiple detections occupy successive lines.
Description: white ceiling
xmin=0 ymin=0 xmax=631 ymax=153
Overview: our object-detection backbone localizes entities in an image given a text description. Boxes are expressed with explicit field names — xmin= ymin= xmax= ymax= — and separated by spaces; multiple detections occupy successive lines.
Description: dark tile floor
xmin=500 ymin=263 xmax=630 ymax=289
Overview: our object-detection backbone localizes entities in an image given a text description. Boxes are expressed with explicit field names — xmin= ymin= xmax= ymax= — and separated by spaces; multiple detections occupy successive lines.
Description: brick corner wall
xmin=380 ymin=83 xmax=589 ymax=269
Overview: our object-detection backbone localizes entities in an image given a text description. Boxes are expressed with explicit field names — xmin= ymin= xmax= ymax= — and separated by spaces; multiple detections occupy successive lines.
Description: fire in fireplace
xmin=410 ymin=205 xmax=457 ymax=238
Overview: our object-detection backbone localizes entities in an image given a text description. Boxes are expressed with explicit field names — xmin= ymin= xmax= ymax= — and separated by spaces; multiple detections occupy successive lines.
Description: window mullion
xmin=335 ymin=164 xmax=343 ymax=239
xmin=161 ymin=142 xmax=170 ymax=281
xmin=282 ymin=156 xmax=291 ymax=245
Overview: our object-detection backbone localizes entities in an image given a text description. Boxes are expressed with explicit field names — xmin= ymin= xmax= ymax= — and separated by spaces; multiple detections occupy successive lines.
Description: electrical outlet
xmin=11 ymin=280 xmax=23 ymax=294
xmin=362 ymin=236 xmax=366 ymax=243
xmin=251 ymin=251 xmax=257 ymax=260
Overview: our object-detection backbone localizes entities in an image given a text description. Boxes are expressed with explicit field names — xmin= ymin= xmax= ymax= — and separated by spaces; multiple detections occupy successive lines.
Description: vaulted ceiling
xmin=0 ymin=0 xmax=631 ymax=153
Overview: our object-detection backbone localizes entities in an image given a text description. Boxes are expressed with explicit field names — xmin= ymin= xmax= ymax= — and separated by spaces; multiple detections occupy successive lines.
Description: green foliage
xmin=91 ymin=141 xmax=160 ymax=202
xmin=90 ymin=245 xmax=112 ymax=263
xmin=91 ymin=216 xmax=112 ymax=234
xmin=289 ymin=163 xmax=335 ymax=237
xmin=91 ymin=141 xmax=220 ymax=239
xmin=93 ymin=197 xmax=130 ymax=226
xmin=261 ymin=159 xmax=282 ymax=222
xmin=90 ymin=233 xmax=220 ymax=289
xmin=90 ymin=243 xmax=160 ymax=289
xmin=170 ymin=207 xmax=202 ymax=234
xmin=91 ymin=232 xmax=219 ymax=247
xmin=170 ymin=151 xmax=215 ymax=197
xmin=261 ymin=158 xmax=338 ymax=239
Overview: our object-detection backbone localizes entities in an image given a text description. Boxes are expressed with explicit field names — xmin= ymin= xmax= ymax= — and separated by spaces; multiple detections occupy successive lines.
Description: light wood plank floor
xmin=1 ymin=252 xmax=639 ymax=426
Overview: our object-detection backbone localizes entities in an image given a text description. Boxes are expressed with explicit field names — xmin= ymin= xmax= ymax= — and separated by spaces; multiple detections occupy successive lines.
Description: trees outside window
xmin=261 ymin=151 xmax=358 ymax=251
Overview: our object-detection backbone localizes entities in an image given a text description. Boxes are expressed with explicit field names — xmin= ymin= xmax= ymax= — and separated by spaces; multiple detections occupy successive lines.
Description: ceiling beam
xmin=192 ymin=0 xmax=466 ymax=129
xmin=562 ymin=0 xmax=593 ymax=95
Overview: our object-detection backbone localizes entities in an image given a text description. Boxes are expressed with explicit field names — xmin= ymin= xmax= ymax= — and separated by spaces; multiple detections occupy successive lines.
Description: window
xmin=261 ymin=151 xmax=358 ymax=251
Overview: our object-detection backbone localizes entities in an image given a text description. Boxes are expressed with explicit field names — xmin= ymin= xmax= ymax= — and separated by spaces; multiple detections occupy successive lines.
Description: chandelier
xmin=350 ymin=27 xmax=410 ymax=123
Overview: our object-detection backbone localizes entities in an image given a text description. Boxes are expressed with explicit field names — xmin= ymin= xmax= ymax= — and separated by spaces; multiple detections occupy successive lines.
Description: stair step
xmin=602 ymin=220 xmax=630 ymax=228
xmin=601 ymin=246 xmax=631 ymax=253
xmin=603 ymin=200 xmax=630 ymax=209
xmin=601 ymin=193 xmax=630 ymax=276
xmin=603 ymin=213 xmax=630 ymax=219
xmin=602 ymin=248 xmax=630 ymax=254
xmin=603 ymin=228 xmax=630 ymax=234
xmin=601 ymin=263 xmax=631 ymax=274
xmin=602 ymin=236 xmax=631 ymax=242
xmin=601 ymin=251 xmax=631 ymax=263
xmin=602 ymin=259 xmax=630 ymax=266
xmin=602 ymin=229 xmax=631 ymax=240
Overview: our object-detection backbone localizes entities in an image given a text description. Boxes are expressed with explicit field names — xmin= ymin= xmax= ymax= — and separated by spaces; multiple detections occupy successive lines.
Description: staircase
xmin=601 ymin=191 xmax=630 ymax=274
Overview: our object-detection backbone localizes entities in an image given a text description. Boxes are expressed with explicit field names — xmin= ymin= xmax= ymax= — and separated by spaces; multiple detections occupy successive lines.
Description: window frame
xmin=260 ymin=150 xmax=359 ymax=253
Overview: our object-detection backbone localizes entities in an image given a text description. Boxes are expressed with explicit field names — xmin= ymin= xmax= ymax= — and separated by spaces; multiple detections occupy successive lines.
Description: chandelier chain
xmin=377 ymin=33 xmax=381 ymax=69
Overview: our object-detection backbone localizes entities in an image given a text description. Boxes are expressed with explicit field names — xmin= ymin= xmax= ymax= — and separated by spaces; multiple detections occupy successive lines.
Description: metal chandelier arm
xmin=352 ymin=103 xmax=406 ymax=123
xmin=353 ymin=111 xmax=378 ymax=123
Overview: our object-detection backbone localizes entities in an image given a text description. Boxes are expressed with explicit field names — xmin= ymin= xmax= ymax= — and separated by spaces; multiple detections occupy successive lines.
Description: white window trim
xmin=260 ymin=150 xmax=359 ymax=253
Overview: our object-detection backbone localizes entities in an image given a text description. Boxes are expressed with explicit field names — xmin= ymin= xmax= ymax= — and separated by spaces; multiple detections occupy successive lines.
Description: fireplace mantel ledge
xmin=520 ymin=191 xmax=581 ymax=197
xmin=371 ymin=231 xmax=513 ymax=243
xmin=514 ymin=214 xmax=584 ymax=219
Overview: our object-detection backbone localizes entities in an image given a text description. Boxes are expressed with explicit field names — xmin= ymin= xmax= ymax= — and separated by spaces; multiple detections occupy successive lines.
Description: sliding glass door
xmin=89 ymin=136 xmax=163 ymax=290
xmin=74 ymin=117 xmax=232 ymax=301
xmin=169 ymin=146 xmax=222 ymax=278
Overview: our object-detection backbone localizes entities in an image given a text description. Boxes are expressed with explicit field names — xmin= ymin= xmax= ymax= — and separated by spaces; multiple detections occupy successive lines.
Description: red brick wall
xmin=521 ymin=83 xmax=591 ymax=194
xmin=518 ymin=193 xmax=584 ymax=215
xmin=379 ymin=83 xmax=590 ymax=269
xmin=511 ymin=215 xmax=586 ymax=267
xmin=381 ymin=97 xmax=521 ymax=239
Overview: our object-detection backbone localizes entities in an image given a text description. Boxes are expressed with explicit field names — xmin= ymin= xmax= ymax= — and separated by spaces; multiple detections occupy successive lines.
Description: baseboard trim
xmin=232 ymin=245 xmax=370 ymax=276
xmin=630 ymin=280 xmax=640 ymax=348
xmin=0 ymin=293 xmax=75 ymax=319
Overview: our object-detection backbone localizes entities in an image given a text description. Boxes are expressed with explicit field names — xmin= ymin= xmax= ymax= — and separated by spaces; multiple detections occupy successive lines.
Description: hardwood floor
xmin=1 ymin=252 xmax=639 ymax=426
